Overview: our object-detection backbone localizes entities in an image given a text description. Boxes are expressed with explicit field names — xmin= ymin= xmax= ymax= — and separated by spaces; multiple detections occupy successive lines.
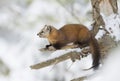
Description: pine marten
xmin=37 ymin=24 xmax=100 ymax=70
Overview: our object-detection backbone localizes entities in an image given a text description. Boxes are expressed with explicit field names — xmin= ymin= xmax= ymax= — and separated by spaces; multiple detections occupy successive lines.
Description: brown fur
xmin=37 ymin=24 xmax=101 ymax=70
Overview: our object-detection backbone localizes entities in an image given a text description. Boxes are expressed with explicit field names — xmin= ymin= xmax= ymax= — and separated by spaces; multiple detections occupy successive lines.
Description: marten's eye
xmin=41 ymin=31 xmax=44 ymax=33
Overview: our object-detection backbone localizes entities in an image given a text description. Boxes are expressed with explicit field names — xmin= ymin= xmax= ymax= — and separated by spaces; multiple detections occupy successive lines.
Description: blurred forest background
xmin=0 ymin=0 xmax=120 ymax=81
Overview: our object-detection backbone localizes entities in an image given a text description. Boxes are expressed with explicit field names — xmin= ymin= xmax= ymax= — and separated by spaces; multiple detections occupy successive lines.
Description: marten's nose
xmin=37 ymin=33 xmax=39 ymax=36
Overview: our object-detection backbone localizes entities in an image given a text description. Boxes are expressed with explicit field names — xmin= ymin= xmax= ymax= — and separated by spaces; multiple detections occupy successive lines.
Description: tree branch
xmin=30 ymin=51 xmax=79 ymax=69
xmin=71 ymin=76 xmax=87 ymax=81
xmin=30 ymin=48 xmax=90 ymax=69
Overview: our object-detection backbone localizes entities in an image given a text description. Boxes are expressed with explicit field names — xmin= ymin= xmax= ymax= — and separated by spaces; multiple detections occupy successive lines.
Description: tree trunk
xmin=91 ymin=0 xmax=105 ymax=36
xmin=71 ymin=0 xmax=118 ymax=81
xmin=91 ymin=0 xmax=118 ymax=36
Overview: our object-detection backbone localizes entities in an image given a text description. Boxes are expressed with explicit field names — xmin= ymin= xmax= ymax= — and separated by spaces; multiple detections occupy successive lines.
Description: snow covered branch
xmin=30 ymin=48 xmax=89 ymax=69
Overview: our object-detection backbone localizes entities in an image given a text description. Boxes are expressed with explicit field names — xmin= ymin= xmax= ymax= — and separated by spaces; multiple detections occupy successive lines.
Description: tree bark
xmin=91 ymin=0 xmax=105 ymax=36
xmin=109 ymin=0 xmax=118 ymax=14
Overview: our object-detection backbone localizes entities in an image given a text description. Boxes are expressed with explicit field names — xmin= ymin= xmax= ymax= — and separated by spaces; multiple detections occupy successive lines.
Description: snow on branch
xmin=30 ymin=47 xmax=90 ymax=70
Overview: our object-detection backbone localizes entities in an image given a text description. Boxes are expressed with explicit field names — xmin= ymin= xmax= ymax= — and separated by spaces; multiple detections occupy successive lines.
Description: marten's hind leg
xmin=46 ymin=44 xmax=52 ymax=48
xmin=52 ymin=43 xmax=63 ymax=49
xmin=74 ymin=42 xmax=89 ymax=57
xmin=75 ymin=41 xmax=89 ymax=48
xmin=61 ymin=44 xmax=79 ymax=49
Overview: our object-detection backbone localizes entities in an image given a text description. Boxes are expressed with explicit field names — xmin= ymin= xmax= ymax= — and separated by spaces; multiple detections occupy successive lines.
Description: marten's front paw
xmin=39 ymin=46 xmax=56 ymax=51
xmin=45 ymin=45 xmax=56 ymax=51
xmin=46 ymin=45 xmax=51 ymax=48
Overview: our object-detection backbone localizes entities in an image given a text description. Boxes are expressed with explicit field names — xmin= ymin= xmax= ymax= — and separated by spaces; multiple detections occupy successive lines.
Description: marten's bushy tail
xmin=89 ymin=36 xmax=101 ymax=70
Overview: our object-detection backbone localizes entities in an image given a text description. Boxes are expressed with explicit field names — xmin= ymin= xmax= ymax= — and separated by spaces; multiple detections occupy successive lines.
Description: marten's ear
xmin=46 ymin=25 xmax=52 ymax=32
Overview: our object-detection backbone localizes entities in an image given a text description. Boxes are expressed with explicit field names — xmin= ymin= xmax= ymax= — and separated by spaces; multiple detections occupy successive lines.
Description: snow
xmin=103 ymin=14 xmax=120 ymax=41
xmin=84 ymin=46 xmax=120 ymax=81
xmin=0 ymin=0 xmax=120 ymax=81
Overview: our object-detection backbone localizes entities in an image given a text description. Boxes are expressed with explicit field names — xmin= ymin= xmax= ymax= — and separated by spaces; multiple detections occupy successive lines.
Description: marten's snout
xmin=37 ymin=33 xmax=43 ymax=38
xmin=37 ymin=33 xmax=40 ymax=36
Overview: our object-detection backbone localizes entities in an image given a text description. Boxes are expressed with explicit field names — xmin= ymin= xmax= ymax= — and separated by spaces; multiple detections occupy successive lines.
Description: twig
xmin=71 ymin=76 xmax=87 ymax=81
xmin=56 ymin=0 xmax=81 ymax=23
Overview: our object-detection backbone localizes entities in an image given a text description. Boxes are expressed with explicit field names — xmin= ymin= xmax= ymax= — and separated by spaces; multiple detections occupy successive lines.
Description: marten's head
xmin=37 ymin=25 xmax=52 ymax=38
xmin=37 ymin=25 xmax=56 ymax=38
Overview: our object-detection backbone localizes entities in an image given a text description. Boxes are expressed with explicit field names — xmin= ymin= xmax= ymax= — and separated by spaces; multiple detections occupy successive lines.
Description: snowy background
xmin=0 ymin=0 xmax=120 ymax=81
